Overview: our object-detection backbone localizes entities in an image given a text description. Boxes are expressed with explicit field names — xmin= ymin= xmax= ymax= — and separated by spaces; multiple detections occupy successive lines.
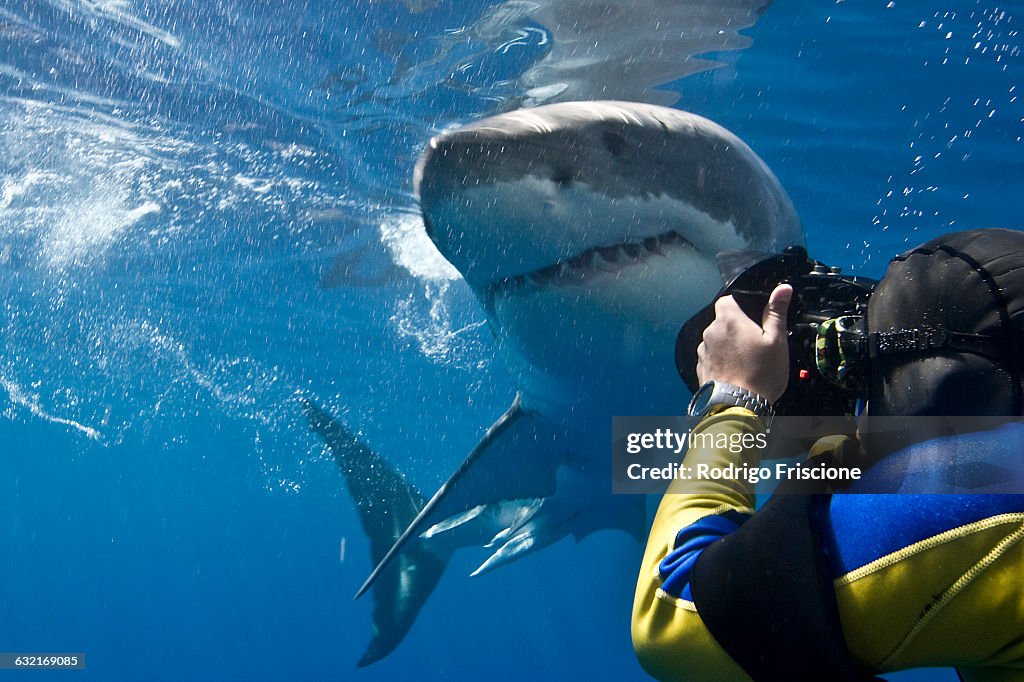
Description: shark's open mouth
xmin=495 ymin=228 xmax=695 ymax=292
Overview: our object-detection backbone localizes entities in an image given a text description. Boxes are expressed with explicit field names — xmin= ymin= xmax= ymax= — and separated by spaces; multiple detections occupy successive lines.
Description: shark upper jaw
xmin=419 ymin=191 xmax=708 ymax=298
xmin=417 ymin=170 xmax=748 ymax=301
xmin=486 ymin=226 xmax=696 ymax=297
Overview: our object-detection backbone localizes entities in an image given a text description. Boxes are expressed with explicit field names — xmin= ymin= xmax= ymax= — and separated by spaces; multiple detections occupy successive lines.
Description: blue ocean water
xmin=0 ymin=1 xmax=1020 ymax=680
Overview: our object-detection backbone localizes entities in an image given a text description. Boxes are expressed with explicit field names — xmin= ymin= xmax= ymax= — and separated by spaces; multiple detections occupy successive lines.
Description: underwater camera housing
xmin=676 ymin=246 xmax=878 ymax=416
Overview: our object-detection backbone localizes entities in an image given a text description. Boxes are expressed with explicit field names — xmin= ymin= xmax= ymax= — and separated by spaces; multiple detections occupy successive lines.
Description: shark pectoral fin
xmin=472 ymin=529 xmax=540 ymax=577
xmin=302 ymin=399 xmax=447 ymax=666
xmin=473 ymin=490 xmax=649 ymax=577
xmin=421 ymin=504 xmax=487 ymax=539
xmin=356 ymin=393 xmax=563 ymax=598
xmin=485 ymin=498 xmax=544 ymax=548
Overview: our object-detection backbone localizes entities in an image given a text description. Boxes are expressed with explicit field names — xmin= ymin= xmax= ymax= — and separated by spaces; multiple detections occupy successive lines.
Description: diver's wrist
xmin=688 ymin=380 xmax=775 ymax=421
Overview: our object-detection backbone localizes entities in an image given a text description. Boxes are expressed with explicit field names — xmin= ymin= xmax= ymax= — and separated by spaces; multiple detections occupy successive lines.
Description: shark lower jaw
xmin=485 ymin=227 xmax=697 ymax=298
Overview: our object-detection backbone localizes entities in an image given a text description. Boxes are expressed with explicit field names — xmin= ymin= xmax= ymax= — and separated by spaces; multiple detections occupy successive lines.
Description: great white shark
xmin=309 ymin=100 xmax=803 ymax=665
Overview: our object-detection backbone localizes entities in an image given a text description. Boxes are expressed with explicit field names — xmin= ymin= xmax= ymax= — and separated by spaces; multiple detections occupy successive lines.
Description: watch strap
xmin=689 ymin=381 xmax=774 ymax=419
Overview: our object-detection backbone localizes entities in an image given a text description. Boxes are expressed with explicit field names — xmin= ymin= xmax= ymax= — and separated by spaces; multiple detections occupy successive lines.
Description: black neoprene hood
xmin=867 ymin=228 xmax=1024 ymax=416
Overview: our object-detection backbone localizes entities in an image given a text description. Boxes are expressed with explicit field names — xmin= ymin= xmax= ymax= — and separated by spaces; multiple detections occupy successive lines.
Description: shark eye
xmin=602 ymin=130 xmax=626 ymax=157
xmin=551 ymin=168 xmax=573 ymax=187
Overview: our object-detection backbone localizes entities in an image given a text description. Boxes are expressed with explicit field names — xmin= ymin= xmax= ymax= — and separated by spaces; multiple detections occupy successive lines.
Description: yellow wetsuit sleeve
xmin=631 ymin=407 xmax=764 ymax=682
xmin=632 ymin=412 xmax=1024 ymax=682
xmin=835 ymin=511 xmax=1024 ymax=681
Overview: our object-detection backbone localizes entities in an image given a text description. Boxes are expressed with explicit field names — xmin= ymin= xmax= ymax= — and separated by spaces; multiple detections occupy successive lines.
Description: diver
xmin=632 ymin=228 xmax=1024 ymax=681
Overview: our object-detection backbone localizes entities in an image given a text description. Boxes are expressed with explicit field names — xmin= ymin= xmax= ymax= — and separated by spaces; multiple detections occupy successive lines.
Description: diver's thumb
xmin=762 ymin=283 xmax=793 ymax=342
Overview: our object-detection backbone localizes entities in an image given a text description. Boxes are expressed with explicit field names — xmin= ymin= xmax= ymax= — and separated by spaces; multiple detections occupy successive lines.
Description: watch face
xmin=687 ymin=382 xmax=715 ymax=417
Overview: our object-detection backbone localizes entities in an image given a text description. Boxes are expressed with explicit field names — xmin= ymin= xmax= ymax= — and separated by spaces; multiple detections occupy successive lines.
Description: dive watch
xmin=687 ymin=380 xmax=774 ymax=420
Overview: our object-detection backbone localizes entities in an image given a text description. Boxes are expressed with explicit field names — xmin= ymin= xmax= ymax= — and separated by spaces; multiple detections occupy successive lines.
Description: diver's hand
xmin=696 ymin=283 xmax=793 ymax=404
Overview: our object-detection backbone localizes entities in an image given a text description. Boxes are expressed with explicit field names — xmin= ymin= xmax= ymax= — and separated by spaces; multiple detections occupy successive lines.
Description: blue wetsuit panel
xmin=826 ymin=493 xmax=1024 ymax=577
xmin=826 ymin=423 xmax=1024 ymax=576
xmin=659 ymin=510 xmax=751 ymax=601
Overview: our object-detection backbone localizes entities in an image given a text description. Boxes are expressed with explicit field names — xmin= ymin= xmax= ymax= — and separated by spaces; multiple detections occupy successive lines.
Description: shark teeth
xmin=496 ymin=229 xmax=694 ymax=292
